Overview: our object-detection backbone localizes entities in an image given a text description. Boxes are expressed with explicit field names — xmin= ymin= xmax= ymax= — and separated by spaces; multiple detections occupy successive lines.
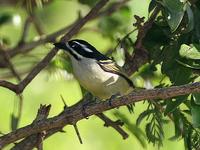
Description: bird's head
xmin=54 ymin=39 xmax=109 ymax=61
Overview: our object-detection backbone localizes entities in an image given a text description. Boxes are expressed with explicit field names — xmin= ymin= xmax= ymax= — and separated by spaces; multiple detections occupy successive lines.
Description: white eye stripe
xmin=73 ymin=41 xmax=93 ymax=53
xmin=84 ymin=47 xmax=93 ymax=53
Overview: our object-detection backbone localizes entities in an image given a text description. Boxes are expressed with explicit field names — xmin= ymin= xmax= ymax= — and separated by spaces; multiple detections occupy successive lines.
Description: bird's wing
xmin=97 ymin=59 xmax=134 ymax=87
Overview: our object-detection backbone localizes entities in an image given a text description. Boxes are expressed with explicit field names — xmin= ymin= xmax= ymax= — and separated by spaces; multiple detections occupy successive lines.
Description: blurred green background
xmin=0 ymin=0 xmax=184 ymax=149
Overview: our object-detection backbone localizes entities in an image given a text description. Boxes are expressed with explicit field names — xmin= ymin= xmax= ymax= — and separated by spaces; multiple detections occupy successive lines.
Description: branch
xmin=18 ymin=16 xmax=32 ymax=46
xmin=96 ymin=113 xmax=129 ymax=139
xmin=123 ymin=6 xmax=160 ymax=75
xmin=0 ymin=80 xmax=18 ymax=92
xmin=31 ymin=14 xmax=44 ymax=36
xmin=11 ymin=104 xmax=52 ymax=150
xmin=0 ymin=0 xmax=109 ymax=94
xmin=0 ymin=82 xmax=199 ymax=148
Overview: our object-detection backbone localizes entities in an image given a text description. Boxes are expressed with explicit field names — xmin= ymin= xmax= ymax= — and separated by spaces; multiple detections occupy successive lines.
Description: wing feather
xmin=97 ymin=60 xmax=134 ymax=88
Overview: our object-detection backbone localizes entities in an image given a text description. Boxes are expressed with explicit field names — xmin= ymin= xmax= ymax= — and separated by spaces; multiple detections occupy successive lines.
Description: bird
xmin=54 ymin=39 xmax=134 ymax=100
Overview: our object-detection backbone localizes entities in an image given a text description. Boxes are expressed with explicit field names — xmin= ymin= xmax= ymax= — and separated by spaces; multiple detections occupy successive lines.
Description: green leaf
xmin=176 ymin=59 xmax=200 ymax=70
xmin=192 ymin=7 xmax=200 ymax=43
xmin=161 ymin=0 xmax=185 ymax=32
xmin=184 ymin=128 xmax=192 ymax=150
xmin=146 ymin=123 xmax=155 ymax=142
xmin=148 ymin=0 xmax=157 ymax=13
xmin=162 ymin=0 xmax=185 ymax=11
xmin=179 ymin=44 xmax=200 ymax=60
xmin=192 ymin=93 xmax=200 ymax=105
xmin=167 ymin=11 xmax=185 ymax=32
xmin=161 ymin=45 xmax=193 ymax=85
xmin=136 ymin=109 xmax=155 ymax=126
xmin=191 ymin=100 xmax=200 ymax=127
xmin=169 ymin=110 xmax=183 ymax=140
xmin=165 ymin=96 xmax=188 ymax=114
xmin=126 ymin=104 xmax=134 ymax=113
xmin=185 ymin=3 xmax=194 ymax=32
xmin=144 ymin=23 xmax=170 ymax=47
xmin=11 ymin=114 xmax=19 ymax=131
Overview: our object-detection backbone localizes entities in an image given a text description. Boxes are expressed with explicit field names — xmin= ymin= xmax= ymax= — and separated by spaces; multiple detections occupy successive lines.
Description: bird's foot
xmin=82 ymin=95 xmax=99 ymax=119
xmin=108 ymin=93 xmax=121 ymax=107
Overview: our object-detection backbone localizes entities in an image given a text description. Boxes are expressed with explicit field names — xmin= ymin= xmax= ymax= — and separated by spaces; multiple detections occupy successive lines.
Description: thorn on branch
xmin=73 ymin=124 xmax=83 ymax=144
xmin=60 ymin=94 xmax=67 ymax=109
xmin=59 ymin=95 xmax=83 ymax=144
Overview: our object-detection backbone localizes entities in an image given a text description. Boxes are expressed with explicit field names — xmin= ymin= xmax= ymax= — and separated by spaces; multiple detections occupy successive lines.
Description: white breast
xmin=70 ymin=56 xmax=131 ymax=99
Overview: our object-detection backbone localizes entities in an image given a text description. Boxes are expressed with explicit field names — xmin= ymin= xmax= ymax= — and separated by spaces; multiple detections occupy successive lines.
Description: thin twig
xmin=96 ymin=113 xmax=129 ymax=139
xmin=0 ymin=81 xmax=199 ymax=148
xmin=2 ymin=51 xmax=21 ymax=81
xmin=31 ymin=14 xmax=44 ymax=36
xmin=18 ymin=16 xmax=32 ymax=46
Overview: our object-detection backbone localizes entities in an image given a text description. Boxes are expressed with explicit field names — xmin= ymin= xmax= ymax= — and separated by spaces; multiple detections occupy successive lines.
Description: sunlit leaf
xmin=161 ymin=0 xmax=185 ymax=32
xmin=192 ymin=93 xmax=200 ymax=105
xmin=179 ymin=44 xmax=200 ymax=60
xmin=167 ymin=11 xmax=185 ymax=32
xmin=191 ymin=100 xmax=200 ymax=128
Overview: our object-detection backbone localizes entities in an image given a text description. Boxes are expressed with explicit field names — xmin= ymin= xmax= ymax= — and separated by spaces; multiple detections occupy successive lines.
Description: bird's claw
xmin=108 ymin=93 xmax=121 ymax=107
xmin=82 ymin=96 xmax=99 ymax=119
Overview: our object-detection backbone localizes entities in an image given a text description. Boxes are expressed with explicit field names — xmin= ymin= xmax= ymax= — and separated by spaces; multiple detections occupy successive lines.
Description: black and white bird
xmin=54 ymin=39 xmax=134 ymax=99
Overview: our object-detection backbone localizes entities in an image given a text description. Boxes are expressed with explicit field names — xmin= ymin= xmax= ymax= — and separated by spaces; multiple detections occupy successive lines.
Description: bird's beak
xmin=53 ymin=42 xmax=68 ymax=51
